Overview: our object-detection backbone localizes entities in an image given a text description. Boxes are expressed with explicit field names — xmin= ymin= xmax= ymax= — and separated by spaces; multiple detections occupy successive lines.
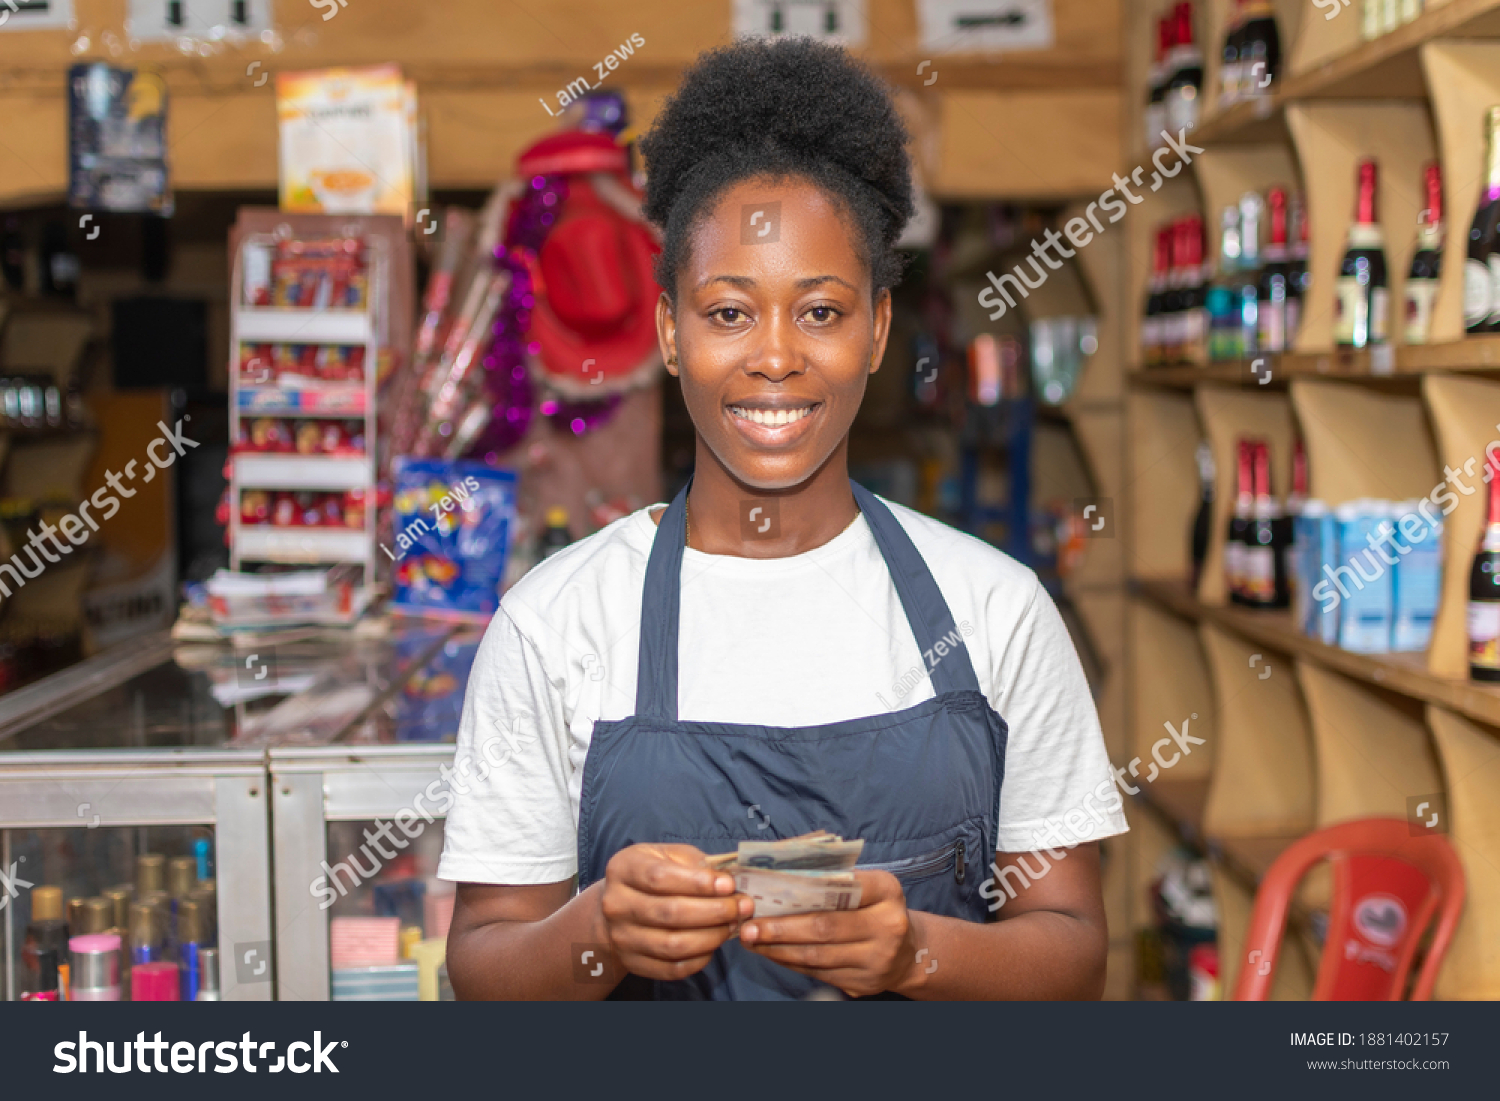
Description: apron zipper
xmin=859 ymin=837 xmax=968 ymax=882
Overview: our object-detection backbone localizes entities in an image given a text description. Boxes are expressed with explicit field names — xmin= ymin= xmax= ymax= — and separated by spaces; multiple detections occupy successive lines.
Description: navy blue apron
xmin=576 ymin=480 xmax=1008 ymax=999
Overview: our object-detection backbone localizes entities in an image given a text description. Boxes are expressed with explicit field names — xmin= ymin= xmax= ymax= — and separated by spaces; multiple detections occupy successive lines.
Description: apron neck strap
xmin=633 ymin=479 xmax=981 ymax=722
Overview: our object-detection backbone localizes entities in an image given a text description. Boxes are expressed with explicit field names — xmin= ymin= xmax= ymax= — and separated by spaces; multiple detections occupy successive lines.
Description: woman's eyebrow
xmin=696 ymin=274 xmax=857 ymax=292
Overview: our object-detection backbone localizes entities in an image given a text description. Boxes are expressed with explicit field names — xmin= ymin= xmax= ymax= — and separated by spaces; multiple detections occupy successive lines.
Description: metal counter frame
xmin=269 ymin=742 xmax=457 ymax=1001
xmin=0 ymin=747 xmax=273 ymax=1001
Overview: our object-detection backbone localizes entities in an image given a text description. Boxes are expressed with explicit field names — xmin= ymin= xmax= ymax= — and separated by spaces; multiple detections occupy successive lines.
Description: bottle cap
xmin=31 ymin=885 xmax=62 ymax=922
xmin=167 ymin=856 xmax=197 ymax=899
xmin=69 ymin=934 xmax=121 ymax=992
xmin=130 ymin=901 xmax=160 ymax=948
xmin=80 ymin=897 xmax=113 ymax=935
xmin=136 ymin=853 xmax=166 ymax=894
xmin=178 ymin=898 xmax=201 ymax=944
xmin=545 ymin=506 xmax=569 ymax=527
xmin=67 ymin=896 xmax=88 ymax=929
xmin=130 ymin=961 xmax=180 ymax=1002
xmin=103 ymin=887 xmax=132 ymax=931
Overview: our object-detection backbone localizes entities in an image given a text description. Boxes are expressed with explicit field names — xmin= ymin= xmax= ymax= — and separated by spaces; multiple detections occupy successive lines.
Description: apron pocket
xmin=859 ymin=837 xmax=967 ymax=885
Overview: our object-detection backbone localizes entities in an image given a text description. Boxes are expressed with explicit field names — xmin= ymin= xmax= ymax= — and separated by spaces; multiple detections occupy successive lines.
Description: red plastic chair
xmin=1232 ymin=817 xmax=1465 ymax=1001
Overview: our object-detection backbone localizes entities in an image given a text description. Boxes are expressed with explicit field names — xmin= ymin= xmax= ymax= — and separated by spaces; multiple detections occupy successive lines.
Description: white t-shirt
xmin=436 ymin=497 xmax=1127 ymax=886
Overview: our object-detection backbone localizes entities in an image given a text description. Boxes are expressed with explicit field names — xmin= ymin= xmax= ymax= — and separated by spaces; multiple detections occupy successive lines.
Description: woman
xmin=439 ymin=37 xmax=1126 ymax=1000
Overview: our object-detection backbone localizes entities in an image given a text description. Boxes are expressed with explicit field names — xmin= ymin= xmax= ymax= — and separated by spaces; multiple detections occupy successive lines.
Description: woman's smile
xmin=725 ymin=400 xmax=823 ymax=446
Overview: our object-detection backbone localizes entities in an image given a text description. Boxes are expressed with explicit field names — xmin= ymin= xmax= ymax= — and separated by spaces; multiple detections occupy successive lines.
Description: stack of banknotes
xmin=706 ymin=831 xmax=865 ymax=917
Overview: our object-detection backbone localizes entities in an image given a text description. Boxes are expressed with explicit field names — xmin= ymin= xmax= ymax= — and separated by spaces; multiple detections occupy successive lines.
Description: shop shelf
xmin=234 ymin=527 xmax=372 ymax=563
xmin=234 ymin=453 xmax=371 ymax=490
xmin=236 ymin=308 xmax=372 ymax=345
xmin=1129 ymin=338 xmax=1500 ymax=388
xmin=237 ymin=386 xmax=368 ymax=417
xmin=1191 ymin=0 xmax=1500 ymax=146
xmin=1136 ymin=576 xmax=1500 ymax=730
xmin=1425 ymin=705 xmax=1500 ymax=1000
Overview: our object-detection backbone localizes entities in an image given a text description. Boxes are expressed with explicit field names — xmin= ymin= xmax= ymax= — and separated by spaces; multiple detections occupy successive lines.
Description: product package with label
xmin=389 ymin=459 xmax=518 ymax=621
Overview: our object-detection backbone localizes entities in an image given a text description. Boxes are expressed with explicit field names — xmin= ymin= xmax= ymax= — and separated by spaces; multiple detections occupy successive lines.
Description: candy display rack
xmin=227 ymin=221 xmax=385 ymax=592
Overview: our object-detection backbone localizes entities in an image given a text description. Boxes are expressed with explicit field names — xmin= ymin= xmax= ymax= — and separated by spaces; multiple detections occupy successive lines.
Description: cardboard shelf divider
xmin=1425 ymin=704 xmax=1500 ymax=1000
xmin=1419 ymin=376 xmax=1500 ymax=677
xmin=1130 ymin=597 xmax=1216 ymax=777
xmin=1295 ymin=660 xmax=1445 ymax=823
xmin=1069 ymin=408 xmax=1127 ymax=588
xmin=1194 ymin=386 xmax=1295 ymax=605
xmin=1417 ymin=42 xmax=1500 ymax=344
xmin=1289 ymin=378 xmax=1439 ymax=504
xmin=1126 ymin=391 xmax=1201 ymax=579
xmin=1283 ymin=103 xmax=1437 ymax=353
xmin=1199 ymin=623 xmax=1317 ymax=838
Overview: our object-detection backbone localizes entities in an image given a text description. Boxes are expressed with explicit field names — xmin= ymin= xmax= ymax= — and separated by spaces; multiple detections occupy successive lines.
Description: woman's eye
xmin=713 ymin=307 xmax=746 ymax=324
xmin=804 ymin=306 xmax=839 ymax=323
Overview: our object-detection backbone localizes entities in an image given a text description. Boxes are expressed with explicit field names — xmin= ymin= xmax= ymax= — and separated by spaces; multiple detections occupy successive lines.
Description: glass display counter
xmin=0 ymin=618 xmax=474 ymax=1002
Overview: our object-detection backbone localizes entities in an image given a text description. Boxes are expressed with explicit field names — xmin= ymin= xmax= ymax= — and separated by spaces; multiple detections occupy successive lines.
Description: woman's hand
xmin=738 ymin=870 xmax=921 ymax=998
xmin=598 ymin=843 xmax=752 ymax=982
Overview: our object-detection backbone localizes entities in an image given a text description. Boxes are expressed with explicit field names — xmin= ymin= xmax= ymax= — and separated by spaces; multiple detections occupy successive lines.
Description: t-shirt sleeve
xmin=435 ymin=606 xmax=579 ymax=885
xmin=990 ymin=577 xmax=1129 ymax=853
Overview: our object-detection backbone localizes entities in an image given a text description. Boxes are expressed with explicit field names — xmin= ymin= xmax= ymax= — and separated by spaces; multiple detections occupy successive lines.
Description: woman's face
xmin=659 ymin=176 xmax=890 ymax=491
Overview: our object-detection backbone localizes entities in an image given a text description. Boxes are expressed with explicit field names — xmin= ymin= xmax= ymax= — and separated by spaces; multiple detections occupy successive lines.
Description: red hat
xmin=520 ymin=132 xmax=662 ymax=396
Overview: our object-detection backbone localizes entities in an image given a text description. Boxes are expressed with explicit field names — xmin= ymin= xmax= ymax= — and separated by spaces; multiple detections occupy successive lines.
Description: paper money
xmin=706 ymin=831 xmax=865 ymax=916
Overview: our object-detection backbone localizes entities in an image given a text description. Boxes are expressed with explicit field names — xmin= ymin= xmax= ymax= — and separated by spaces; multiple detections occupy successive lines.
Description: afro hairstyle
xmin=638 ymin=37 xmax=915 ymax=301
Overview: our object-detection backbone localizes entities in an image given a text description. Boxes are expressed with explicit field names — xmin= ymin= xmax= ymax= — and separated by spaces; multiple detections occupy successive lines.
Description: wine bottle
xmin=1143 ymin=226 xmax=1171 ymax=367
xmin=1334 ymin=159 xmax=1389 ymax=349
xmin=1466 ymin=105 xmax=1500 ymax=334
xmin=1287 ymin=192 xmax=1310 ymax=346
xmin=1181 ymin=216 xmax=1210 ymax=365
xmin=1220 ymin=0 xmax=1246 ymax=110
xmin=1146 ymin=17 xmax=1172 ymax=150
xmin=1243 ymin=440 xmax=1287 ymax=608
xmin=1282 ymin=437 xmax=1306 ymax=615
xmin=1258 ymin=187 xmax=1291 ymax=354
xmin=1237 ymin=191 xmax=1263 ymax=357
xmin=1191 ymin=440 xmax=1216 ymax=589
xmin=1404 ymin=161 xmax=1444 ymax=345
xmin=1468 ymin=452 xmax=1500 ymax=681
xmin=1163 ymin=218 xmax=1188 ymax=365
xmin=1227 ymin=438 xmax=1253 ymax=604
xmin=1236 ymin=0 xmax=1281 ymax=101
xmin=1207 ymin=206 xmax=1241 ymax=362
xmin=1165 ymin=2 xmax=1203 ymax=136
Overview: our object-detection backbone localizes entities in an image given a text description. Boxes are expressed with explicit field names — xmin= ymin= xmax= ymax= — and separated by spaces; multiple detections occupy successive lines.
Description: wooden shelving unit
xmin=1121 ymin=0 xmax=1500 ymax=1000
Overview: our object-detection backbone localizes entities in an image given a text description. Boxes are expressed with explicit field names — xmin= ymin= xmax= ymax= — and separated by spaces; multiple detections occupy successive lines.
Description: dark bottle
xmin=1281 ymin=436 xmax=1306 ymax=613
xmin=1165 ymin=2 xmax=1203 ymax=136
xmin=1333 ymin=159 xmax=1389 ymax=349
xmin=1287 ymin=191 xmax=1310 ymax=344
xmin=1143 ymin=226 xmax=1171 ymax=367
xmin=1220 ymin=0 xmax=1246 ymax=110
xmin=1244 ymin=440 xmax=1289 ymax=608
xmin=39 ymin=220 xmax=79 ymax=301
xmin=1236 ymin=0 xmax=1281 ymax=100
xmin=540 ymin=507 xmax=573 ymax=558
xmin=1465 ymin=105 xmax=1500 ymax=334
xmin=1226 ymin=438 xmax=1253 ymax=604
xmin=1146 ymin=16 xmax=1172 ymax=149
xmin=1468 ymin=452 xmax=1500 ymax=681
xmin=1258 ymin=187 xmax=1291 ymax=354
xmin=1180 ymin=216 xmax=1209 ymax=365
xmin=1405 ymin=161 xmax=1444 ymax=345
xmin=1160 ymin=219 xmax=1186 ymax=365
xmin=1191 ymin=440 xmax=1215 ymax=589
xmin=1 ymin=215 xmax=25 ymax=291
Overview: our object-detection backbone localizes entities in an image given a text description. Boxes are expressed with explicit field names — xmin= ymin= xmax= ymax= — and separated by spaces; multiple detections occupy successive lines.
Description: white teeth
xmin=730 ymin=405 xmax=813 ymax=427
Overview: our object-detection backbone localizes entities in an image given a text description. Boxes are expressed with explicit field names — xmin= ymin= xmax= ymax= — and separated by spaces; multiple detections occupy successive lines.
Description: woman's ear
xmin=869 ymin=287 xmax=893 ymax=375
xmin=656 ymin=291 xmax=679 ymax=377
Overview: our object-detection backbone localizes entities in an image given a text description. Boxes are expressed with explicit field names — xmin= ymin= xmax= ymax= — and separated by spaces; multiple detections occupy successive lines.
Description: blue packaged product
xmin=397 ymin=636 xmax=480 ymax=742
xmin=1332 ymin=500 xmax=1391 ymax=653
xmin=390 ymin=459 xmax=518 ymax=621
xmin=1300 ymin=501 xmax=1339 ymax=645
xmin=1391 ymin=499 xmax=1443 ymax=652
